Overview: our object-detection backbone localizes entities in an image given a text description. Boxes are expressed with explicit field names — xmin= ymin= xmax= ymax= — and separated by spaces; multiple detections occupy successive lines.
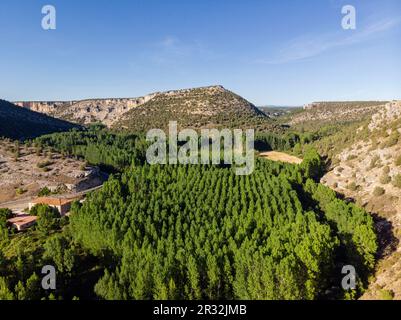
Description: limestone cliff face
xmin=48 ymin=94 xmax=158 ymax=126
xmin=13 ymin=101 xmax=74 ymax=114
xmin=13 ymin=93 xmax=158 ymax=127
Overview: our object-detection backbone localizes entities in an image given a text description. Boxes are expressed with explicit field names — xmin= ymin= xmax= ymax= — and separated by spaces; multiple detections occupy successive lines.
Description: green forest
xmin=0 ymin=128 xmax=378 ymax=300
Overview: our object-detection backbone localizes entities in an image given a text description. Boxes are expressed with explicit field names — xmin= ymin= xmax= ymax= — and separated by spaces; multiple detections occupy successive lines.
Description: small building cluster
xmin=6 ymin=196 xmax=80 ymax=232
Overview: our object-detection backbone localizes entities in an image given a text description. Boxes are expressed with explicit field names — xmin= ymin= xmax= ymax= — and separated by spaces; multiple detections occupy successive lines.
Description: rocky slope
xmin=0 ymin=138 xmax=103 ymax=205
xmin=291 ymin=101 xmax=387 ymax=126
xmin=320 ymin=100 xmax=401 ymax=300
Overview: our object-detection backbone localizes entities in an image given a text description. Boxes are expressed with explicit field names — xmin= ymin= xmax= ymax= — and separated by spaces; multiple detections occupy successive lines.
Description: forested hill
xmin=113 ymin=85 xmax=273 ymax=133
xmin=0 ymin=100 xmax=80 ymax=140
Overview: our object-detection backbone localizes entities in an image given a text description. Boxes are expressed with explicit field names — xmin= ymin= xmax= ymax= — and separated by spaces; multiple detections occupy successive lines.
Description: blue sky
xmin=0 ymin=0 xmax=400 ymax=105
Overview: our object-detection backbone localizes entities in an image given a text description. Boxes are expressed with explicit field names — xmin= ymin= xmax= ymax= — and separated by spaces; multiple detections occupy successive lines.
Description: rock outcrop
xmin=13 ymin=94 xmax=158 ymax=127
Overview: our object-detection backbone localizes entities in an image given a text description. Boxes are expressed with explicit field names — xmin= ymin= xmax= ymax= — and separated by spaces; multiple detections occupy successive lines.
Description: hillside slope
xmin=113 ymin=85 xmax=269 ymax=132
xmin=320 ymin=101 xmax=401 ymax=299
xmin=14 ymin=86 xmax=272 ymax=132
xmin=288 ymin=101 xmax=387 ymax=129
xmin=0 ymin=100 xmax=79 ymax=139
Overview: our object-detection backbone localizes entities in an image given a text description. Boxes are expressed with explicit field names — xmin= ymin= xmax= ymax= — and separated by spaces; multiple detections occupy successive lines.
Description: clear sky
xmin=0 ymin=0 xmax=400 ymax=105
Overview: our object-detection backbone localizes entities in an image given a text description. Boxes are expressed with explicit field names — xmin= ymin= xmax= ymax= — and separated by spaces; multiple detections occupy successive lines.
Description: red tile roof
xmin=7 ymin=215 xmax=37 ymax=226
xmin=31 ymin=197 xmax=76 ymax=206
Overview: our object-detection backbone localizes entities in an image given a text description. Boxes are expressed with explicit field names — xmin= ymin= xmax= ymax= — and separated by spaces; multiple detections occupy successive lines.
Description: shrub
xmin=0 ymin=208 xmax=13 ymax=220
xmin=15 ymin=188 xmax=27 ymax=196
xmin=395 ymin=156 xmax=401 ymax=166
xmin=379 ymin=174 xmax=391 ymax=185
xmin=373 ymin=186 xmax=385 ymax=197
xmin=37 ymin=160 xmax=53 ymax=169
xmin=393 ymin=174 xmax=401 ymax=189
xmin=347 ymin=182 xmax=358 ymax=191
xmin=293 ymin=143 xmax=302 ymax=156
xmin=369 ymin=155 xmax=381 ymax=170
xmin=378 ymin=289 xmax=394 ymax=300
xmin=385 ymin=131 xmax=399 ymax=148
xmin=38 ymin=187 xmax=51 ymax=197
xmin=30 ymin=204 xmax=60 ymax=235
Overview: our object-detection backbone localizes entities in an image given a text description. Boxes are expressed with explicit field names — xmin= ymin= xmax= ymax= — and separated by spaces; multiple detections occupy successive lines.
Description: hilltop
xmin=113 ymin=85 xmax=269 ymax=132
xmin=0 ymin=100 xmax=79 ymax=140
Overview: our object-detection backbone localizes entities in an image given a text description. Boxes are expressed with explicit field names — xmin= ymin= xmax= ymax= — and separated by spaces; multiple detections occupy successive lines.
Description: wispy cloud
xmin=256 ymin=16 xmax=401 ymax=65
xmin=148 ymin=35 xmax=216 ymax=65
xmin=158 ymin=36 xmax=191 ymax=57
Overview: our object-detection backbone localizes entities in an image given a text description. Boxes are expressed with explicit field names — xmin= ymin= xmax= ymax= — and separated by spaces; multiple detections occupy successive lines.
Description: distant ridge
xmin=290 ymin=101 xmax=388 ymax=126
xmin=12 ymin=85 xmax=274 ymax=132
xmin=0 ymin=99 xmax=80 ymax=140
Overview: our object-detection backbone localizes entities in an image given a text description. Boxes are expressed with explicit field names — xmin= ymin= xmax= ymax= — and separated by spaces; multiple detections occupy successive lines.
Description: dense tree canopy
xmin=0 ymin=127 xmax=378 ymax=300
xmin=68 ymin=160 xmax=376 ymax=300
xmin=34 ymin=127 xmax=148 ymax=171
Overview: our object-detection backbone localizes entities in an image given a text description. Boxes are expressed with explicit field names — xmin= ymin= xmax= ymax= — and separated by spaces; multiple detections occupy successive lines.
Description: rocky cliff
xmin=14 ymin=94 xmax=157 ymax=127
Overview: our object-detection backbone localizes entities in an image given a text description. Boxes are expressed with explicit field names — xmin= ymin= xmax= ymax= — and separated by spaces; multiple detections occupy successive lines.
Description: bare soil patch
xmin=259 ymin=151 xmax=303 ymax=164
